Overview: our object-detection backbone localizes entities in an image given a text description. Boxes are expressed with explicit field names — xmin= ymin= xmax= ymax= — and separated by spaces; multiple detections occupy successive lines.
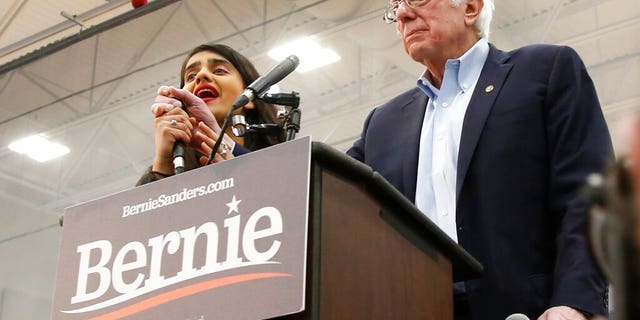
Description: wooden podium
xmin=52 ymin=138 xmax=481 ymax=320
xmin=281 ymin=142 xmax=482 ymax=319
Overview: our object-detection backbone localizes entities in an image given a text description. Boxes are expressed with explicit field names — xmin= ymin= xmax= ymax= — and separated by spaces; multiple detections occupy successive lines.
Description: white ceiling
xmin=0 ymin=0 xmax=638 ymax=318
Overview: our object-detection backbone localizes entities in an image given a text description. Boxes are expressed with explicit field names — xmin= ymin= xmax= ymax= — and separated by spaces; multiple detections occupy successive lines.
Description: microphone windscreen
xmin=506 ymin=313 xmax=530 ymax=320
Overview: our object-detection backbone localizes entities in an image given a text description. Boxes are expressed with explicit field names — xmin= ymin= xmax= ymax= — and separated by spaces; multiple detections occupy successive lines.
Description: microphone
xmin=505 ymin=314 xmax=530 ymax=320
xmin=231 ymin=55 xmax=299 ymax=110
xmin=207 ymin=56 xmax=299 ymax=163
xmin=173 ymin=141 xmax=185 ymax=174
xmin=172 ymin=99 xmax=187 ymax=175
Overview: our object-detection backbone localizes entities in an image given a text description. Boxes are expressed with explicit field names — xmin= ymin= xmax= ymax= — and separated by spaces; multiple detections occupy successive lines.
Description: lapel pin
xmin=485 ymin=85 xmax=494 ymax=93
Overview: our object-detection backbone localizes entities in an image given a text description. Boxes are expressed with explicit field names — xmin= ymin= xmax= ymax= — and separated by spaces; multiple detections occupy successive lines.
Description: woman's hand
xmin=194 ymin=121 xmax=237 ymax=164
xmin=157 ymin=86 xmax=225 ymax=148
xmin=152 ymin=86 xmax=238 ymax=168
xmin=150 ymin=87 xmax=194 ymax=175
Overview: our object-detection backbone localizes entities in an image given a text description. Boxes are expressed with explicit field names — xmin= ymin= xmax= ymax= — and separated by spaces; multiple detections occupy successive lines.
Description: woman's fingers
xmin=190 ymin=120 xmax=216 ymax=149
xmin=197 ymin=121 xmax=236 ymax=151
xmin=198 ymin=144 xmax=234 ymax=165
xmin=158 ymin=86 xmax=217 ymax=133
xmin=171 ymin=87 xmax=218 ymax=129
xmin=167 ymin=118 xmax=192 ymax=136
xmin=195 ymin=122 xmax=234 ymax=164
xmin=152 ymin=85 xmax=235 ymax=168
xmin=153 ymin=115 xmax=193 ymax=166
xmin=156 ymin=117 xmax=192 ymax=143
xmin=152 ymin=86 xmax=184 ymax=115
xmin=194 ymin=125 xmax=216 ymax=155
xmin=198 ymin=119 xmax=219 ymax=138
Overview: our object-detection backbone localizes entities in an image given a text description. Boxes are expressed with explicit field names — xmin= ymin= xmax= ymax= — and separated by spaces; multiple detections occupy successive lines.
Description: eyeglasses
xmin=383 ymin=0 xmax=429 ymax=23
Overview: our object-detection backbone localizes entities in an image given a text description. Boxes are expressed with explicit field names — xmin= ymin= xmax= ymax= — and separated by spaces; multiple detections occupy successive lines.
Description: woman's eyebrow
xmin=185 ymin=58 xmax=231 ymax=73
xmin=207 ymin=58 xmax=232 ymax=67
xmin=184 ymin=61 xmax=201 ymax=72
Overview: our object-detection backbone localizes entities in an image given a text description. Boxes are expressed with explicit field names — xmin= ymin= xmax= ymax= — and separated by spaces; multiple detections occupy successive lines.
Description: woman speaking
xmin=137 ymin=44 xmax=285 ymax=185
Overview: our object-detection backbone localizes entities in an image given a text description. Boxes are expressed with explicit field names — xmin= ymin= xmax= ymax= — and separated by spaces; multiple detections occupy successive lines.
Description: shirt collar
xmin=417 ymin=38 xmax=490 ymax=100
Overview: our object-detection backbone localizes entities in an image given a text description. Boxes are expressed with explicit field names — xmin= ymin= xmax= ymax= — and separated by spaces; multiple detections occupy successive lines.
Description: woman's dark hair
xmin=179 ymin=44 xmax=284 ymax=151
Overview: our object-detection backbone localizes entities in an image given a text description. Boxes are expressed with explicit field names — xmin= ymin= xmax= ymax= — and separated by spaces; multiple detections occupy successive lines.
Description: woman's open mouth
xmin=194 ymin=84 xmax=220 ymax=103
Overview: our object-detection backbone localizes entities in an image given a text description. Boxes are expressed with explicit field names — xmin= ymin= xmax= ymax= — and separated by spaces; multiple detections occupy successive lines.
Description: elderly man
xmin=347 ymin=0 xmax=611 ymax=319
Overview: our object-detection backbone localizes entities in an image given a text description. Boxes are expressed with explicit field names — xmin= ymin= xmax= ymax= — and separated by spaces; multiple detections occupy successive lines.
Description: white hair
xmin=451 ymin=0 xmax=495 ymax=39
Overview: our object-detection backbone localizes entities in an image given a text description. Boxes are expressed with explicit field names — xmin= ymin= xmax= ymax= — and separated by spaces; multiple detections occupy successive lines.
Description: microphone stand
xmin=260 ymin=92 xmax=301 ymax=141
xmin=207 ymin=95 xmax=249 ymax=164
xmin=206 ymin=55 xmax=299 ymax=163
xmin=207 ymin=91 xmax=301 ymax=162
xmin=285 ymin=108 xmax=301 ymax=141
xmin=231 ymin=117 xmax=283 ymax=137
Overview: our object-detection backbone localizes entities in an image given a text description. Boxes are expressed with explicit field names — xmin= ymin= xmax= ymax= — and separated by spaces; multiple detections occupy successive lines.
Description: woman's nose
xmin=195 ymin=68 xmax=213 ymax=84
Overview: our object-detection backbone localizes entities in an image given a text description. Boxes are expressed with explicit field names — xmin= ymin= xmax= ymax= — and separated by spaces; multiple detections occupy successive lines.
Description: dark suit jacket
xmin=347 ymin=44 xmax=612 ymax=318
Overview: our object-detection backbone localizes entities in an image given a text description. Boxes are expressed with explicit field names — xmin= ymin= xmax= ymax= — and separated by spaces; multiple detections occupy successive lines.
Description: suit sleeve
xmin=232 ymin=143 xmax=251 ymax=157
xmin=346 ymin=107 xmax=377 ymax=162
xmin=545 ymin=46 xmax=612 ymax=315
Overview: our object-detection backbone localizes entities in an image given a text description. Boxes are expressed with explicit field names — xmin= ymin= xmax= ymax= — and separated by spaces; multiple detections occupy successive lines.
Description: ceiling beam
xmin=93 ymin=2 xmax=183 ymax=109
xmin=0 ymin=0 xmax=330 ymax=128
xmin=494 ymin=0 xmax=617 ymax=39
xmin=0 ymin=0 xmax=27 ymax=41
xmin=57 ymin=116 xmax=111 ymax=189
xmin=540 ymin=0 xmax=564 ymax=42
xmin=209 ymin=0 xmax=253 ymax=50
xmin=18 ymin=70 xmax=83 ymax=118
xmin=559 ymin=15 xmax=640 ymax=46
xmin=0 ymin=0 xmax=181 ymax=75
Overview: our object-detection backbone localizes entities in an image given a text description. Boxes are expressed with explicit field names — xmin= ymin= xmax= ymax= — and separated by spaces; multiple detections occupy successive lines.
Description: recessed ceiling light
xmin=8 ymin=134 xmax=70 ymax=163
xmin=268 ymin=37 xmax=341 ymax=73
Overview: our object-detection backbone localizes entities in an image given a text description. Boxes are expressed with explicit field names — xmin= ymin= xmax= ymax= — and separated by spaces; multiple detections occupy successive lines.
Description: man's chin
xmin=404 ymin=41 xmax=427 ymax=58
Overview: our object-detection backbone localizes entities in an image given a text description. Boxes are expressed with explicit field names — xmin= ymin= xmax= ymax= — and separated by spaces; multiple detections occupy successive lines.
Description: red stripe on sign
xmin=89 ymin=272 xmax=291 ymax=320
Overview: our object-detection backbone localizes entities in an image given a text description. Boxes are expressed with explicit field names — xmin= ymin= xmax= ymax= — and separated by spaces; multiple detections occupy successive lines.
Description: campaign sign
xmin=52 ymin=137 xmax=311 ymax=320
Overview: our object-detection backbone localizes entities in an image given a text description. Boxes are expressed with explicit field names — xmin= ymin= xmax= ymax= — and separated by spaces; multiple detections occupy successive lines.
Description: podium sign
xmin=52 ymin=137 xmax=312 ymax=320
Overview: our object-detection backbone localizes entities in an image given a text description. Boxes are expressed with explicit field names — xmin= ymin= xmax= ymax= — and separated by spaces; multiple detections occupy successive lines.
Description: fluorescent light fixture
xmin=8 ymin=134 xmax=70 ymax=162
xmin=268 ymin=37 xmax=341 ymax=73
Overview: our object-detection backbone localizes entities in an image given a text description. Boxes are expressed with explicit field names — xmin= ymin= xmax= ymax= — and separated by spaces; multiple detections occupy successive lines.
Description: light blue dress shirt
xmin=414 ymin=38 xmax=489 ymax=243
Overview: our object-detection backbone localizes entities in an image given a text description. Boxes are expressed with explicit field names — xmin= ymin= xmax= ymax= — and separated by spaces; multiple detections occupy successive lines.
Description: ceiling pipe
xmin=60 ymin=11 xmax=86 ymax=29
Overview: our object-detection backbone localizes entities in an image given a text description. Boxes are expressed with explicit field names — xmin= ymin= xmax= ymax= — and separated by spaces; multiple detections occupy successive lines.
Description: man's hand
xmin=158 ymin=86 xmax=218 ymax=128
xmin=156 ymin=86 xmax=230 ymax=149
xmin=538 ymin=306 xmax=589 ymax=320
